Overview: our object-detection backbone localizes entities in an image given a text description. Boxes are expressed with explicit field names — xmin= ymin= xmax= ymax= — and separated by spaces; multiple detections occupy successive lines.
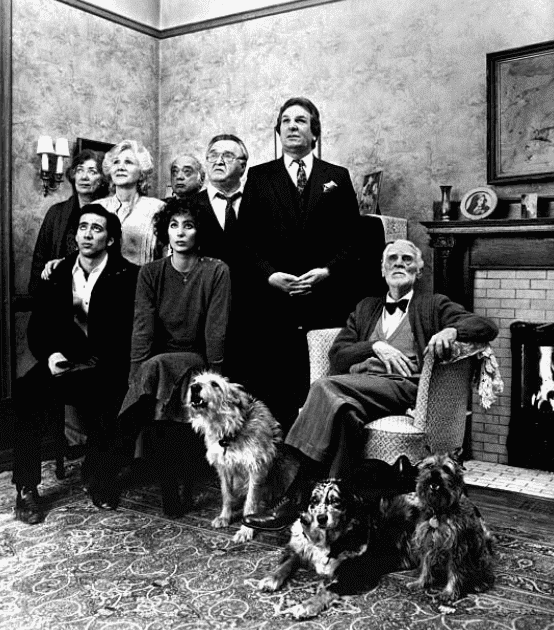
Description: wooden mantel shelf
xmin=421 ymin=219 xmax=554 ymax=308
xmin=422 ymin=218 xmax=554 ymax=236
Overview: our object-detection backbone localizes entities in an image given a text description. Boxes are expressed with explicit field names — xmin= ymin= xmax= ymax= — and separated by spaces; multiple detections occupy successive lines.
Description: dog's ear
xmin=450 ymin=446 xmax=464 ymax=464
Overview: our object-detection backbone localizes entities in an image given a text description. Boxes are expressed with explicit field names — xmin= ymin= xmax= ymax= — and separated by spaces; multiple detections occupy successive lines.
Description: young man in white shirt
xmin=12 ymin=204 xmax=138 ymax=525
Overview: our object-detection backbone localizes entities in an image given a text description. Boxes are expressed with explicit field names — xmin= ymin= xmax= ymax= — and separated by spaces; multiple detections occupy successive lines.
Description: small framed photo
xmin=359 ymin=170 xmax=383 ymax=215
xmin=460 ymin=187 xmax=498 ymax=220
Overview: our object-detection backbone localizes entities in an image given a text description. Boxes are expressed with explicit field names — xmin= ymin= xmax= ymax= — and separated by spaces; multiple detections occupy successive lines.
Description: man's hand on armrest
xmin=425 ymin=327 xmax=458 ymax=360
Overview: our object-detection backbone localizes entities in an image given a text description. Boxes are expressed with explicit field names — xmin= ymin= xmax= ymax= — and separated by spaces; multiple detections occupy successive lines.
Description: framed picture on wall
xmin=75 ymin=137 xmax=114 ymax=159
xmin=358 ymin=170 xmax=383 ymax=215
xmin=487 ymin=40 xmax=554 ymax=184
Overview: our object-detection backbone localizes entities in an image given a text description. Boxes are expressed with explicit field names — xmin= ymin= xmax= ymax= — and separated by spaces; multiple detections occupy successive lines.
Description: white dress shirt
xmin=207 ymin=183 xmax=244 ymax=230
xmin=72 ymin=253 xmax=109 ymax=329
xmin=382 ymin=290 xmax=413 ymax=338
xmin=284 ymin=152 xmax=314 ymax=187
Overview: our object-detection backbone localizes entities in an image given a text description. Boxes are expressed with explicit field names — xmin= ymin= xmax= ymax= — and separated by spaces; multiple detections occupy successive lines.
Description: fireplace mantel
xmin=422 ymin=219 xmax=554 ymax=308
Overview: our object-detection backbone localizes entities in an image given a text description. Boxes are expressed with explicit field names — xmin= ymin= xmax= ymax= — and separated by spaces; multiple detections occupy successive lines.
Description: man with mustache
xmin=238 ymin=97 xmax=362 ymax=430
xmin=243 ymin=239 xmax=498 ymax=531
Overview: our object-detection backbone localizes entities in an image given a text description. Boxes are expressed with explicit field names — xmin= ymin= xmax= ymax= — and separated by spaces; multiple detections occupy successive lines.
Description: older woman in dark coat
xmin=29 ymin=149 xmax=107 ymax=295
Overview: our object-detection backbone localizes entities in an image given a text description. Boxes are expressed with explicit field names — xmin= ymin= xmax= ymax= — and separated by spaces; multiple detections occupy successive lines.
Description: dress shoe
xmin=242 ymin=495 xmax=299 ymax=531
xmin=15 ymin=488 xmax=43 ymax=525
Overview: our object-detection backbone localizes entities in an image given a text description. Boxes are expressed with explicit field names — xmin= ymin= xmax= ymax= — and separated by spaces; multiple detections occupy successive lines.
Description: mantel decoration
xmin=487 ymin=39 xmax=554 ymax=184
xmin=460 ymin=186 xmax=498 ymax=220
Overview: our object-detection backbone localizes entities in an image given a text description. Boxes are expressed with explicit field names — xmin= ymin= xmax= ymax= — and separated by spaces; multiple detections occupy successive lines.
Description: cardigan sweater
xmin=329 ymin=292 xmax=498 ymax=376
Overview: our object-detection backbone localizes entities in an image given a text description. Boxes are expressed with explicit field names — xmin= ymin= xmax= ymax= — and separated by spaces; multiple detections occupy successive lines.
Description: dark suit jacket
xmin=29 ymin=196 xmax=79 ymax=296
xmin=239 ymin=156 xmax=363 ymax=327
xmin=28 ymin=251 xmax=139 ymax=383
xmin=195 ymin=190 xmax=232 ymax=265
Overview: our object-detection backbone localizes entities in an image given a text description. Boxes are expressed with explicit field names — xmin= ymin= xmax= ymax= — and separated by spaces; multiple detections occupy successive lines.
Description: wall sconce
xmin=36 ymin=135 xmax=70 ymax=196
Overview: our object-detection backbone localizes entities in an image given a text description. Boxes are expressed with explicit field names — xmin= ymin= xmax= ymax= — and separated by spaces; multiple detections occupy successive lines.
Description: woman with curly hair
xmin=98 ymin=139 xmax=165 ymax=265
xmin=89 ymin=197 xmax=231 ymax=517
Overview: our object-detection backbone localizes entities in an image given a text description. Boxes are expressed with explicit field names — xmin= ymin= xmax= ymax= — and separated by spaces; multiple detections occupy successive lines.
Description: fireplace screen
xmin=509 ymin=321 xmax=554 ymax=471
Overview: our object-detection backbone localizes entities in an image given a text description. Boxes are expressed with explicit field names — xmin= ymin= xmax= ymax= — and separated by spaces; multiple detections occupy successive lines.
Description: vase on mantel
xmin=439 ymin=185 xmax=452 ymax=221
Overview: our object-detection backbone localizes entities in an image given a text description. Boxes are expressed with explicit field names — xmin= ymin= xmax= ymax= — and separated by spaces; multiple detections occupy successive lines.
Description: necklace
xmin=170 ymin=255 xmax=198 ymax=284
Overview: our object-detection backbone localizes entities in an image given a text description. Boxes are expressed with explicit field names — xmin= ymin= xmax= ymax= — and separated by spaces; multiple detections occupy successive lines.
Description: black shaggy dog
xmin=407 ymin=448 xmax=495 ymax=602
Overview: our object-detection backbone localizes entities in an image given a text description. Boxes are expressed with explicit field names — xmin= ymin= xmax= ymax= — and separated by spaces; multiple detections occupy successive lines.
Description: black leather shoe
xmin=15 ymin=488 xmax=43 ymax=525
xmin=242 ymin=496 xmax=299 ymax=531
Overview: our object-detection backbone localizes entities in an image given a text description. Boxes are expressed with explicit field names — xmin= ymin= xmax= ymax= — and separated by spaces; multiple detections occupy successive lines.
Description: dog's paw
xmin=257 ymin=575 xmax=282 ymax=592
xmin=406 ymin=578 xmax=425 ymax=591
xmin=233 ymin=525 xmax=255 ymax=543
xmin=212 ymin=515 xmax=231 ymax=528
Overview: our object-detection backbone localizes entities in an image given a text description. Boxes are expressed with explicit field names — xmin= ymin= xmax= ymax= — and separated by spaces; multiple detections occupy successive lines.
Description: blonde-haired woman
xmin=98 ymin=139 xmax=164 ymax=265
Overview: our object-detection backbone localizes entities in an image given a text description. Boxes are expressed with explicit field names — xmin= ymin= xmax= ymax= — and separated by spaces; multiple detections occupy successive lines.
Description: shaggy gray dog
xmin=187 ymin=371 xmax=286 ymax=543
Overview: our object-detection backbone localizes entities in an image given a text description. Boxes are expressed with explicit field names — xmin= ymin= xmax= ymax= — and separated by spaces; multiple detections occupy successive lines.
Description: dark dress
xmin=114 ymin=256 xmax=232 ymax=468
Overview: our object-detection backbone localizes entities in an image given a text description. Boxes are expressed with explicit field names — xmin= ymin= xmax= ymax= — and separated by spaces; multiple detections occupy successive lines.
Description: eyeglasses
xmin=206 ymin=151 xmax=243 ymax=164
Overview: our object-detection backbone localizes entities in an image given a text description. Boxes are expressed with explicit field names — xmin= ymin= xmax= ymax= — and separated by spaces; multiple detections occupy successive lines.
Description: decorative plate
xmin=460 ymin=187 xmax=498 ymax=220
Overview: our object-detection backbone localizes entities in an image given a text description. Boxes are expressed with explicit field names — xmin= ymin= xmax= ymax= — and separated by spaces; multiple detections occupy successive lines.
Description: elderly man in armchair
xmin=243 ymin=239 xmax=498 ymax=531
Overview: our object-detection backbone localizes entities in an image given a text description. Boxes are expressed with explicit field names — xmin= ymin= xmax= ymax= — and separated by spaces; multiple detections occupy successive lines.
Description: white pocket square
xmin=323 ymin=180 xmax=338 ymax=193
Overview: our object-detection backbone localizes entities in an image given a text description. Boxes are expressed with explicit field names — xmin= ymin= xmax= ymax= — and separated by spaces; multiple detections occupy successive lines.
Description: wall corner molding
xmin=57 ymin=0 xmax=344 ymax=38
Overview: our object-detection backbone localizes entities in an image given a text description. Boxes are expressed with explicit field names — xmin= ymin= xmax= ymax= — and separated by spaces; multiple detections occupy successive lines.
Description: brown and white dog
xmin=187 ymin=371 xmax=289 ymax=543
xmin=257 ymin=458 xmax=420 ymax=619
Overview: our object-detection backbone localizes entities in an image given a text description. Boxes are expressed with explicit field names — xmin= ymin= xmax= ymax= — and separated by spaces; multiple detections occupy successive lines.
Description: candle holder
xmin=439 ymin=185 xmax=452 ymax=221
xmin=36 ymin=136 xmax=70 ymax=196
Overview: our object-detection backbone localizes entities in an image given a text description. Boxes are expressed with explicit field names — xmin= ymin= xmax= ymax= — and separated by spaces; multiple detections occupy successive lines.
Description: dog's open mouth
xmin=189 ymin=384 xmax=209 ymax=408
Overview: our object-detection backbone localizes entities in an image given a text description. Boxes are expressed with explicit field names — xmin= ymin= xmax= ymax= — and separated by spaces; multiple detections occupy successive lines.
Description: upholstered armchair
xmin=306 ymin=328 xmax=502 ymax=464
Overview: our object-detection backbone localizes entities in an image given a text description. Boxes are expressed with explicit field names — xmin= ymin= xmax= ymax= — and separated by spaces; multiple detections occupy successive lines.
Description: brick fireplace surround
xmin=423 ymin=218 xmax=554 ymax=466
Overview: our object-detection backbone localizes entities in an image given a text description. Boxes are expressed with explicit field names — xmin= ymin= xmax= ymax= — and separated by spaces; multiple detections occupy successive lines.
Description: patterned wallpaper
xmin=159 ymin=0 xmax=554 ymax=261
xmin=12 ymin=0 xmax=159 ymax=296
xmin=11 ymin=0 xmax=554 ymax=373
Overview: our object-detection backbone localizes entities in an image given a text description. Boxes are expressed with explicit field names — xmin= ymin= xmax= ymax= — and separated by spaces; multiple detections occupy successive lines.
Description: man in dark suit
xmin=238 ymin=97 xmax=361 ymax=429
xmin=194 ymin=134 xmax=248 ymax=267
xmin=12 ymin=204 xmax=138 ymax=524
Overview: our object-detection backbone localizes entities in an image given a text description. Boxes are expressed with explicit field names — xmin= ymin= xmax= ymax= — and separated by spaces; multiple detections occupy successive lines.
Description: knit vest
xmin=369 ymin=315 xmax=420 ymax=373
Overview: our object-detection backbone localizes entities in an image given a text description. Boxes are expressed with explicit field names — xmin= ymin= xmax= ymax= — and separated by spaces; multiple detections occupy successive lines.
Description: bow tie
xmin=385 ymin=299 xmax=409 ymax=314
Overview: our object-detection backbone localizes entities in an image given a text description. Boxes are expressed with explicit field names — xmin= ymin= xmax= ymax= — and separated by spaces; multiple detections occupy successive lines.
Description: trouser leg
xmin=12 ymin=364 xmax=58 ymax=490
xmin=327 ymin=407 xmax=365 ymax=479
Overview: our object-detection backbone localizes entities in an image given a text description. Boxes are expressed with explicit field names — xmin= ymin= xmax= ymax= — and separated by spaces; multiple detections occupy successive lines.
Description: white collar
xmin=284 ymin=152 xmax=314 ymax=172
xmin=207 ymin=182 xmax=243 ymax=202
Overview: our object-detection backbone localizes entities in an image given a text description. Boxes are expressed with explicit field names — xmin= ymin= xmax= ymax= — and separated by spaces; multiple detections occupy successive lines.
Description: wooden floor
xmin=468 ymin=484 xmax=554 ymax=538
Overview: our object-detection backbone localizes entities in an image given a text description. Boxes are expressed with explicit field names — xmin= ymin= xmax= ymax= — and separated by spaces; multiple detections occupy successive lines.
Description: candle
xmin=41 ymin=153 xmax=49 ymax=171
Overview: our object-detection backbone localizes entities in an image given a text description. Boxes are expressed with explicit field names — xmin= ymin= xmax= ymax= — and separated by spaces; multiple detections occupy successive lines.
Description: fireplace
xmin=423 ymin=217 xmax=554 ymax=466
xmin=509 ymin=321 xmax=554 ymax=472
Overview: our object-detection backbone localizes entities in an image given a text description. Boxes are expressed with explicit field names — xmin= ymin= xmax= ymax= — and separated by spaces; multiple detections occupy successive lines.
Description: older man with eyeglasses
xmin=194 ymin=134 xmax=248 ymax=267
